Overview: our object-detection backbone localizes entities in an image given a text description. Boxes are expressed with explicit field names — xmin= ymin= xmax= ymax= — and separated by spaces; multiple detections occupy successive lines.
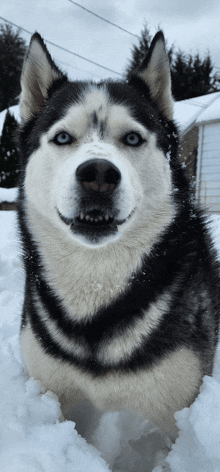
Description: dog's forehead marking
xmin=83 ymin=87 xmax=109 ymax=121
xmin=47 ymin=87 xmax=109 ymax=138
xmin=48 ymin=85 xmax=149 ymax=141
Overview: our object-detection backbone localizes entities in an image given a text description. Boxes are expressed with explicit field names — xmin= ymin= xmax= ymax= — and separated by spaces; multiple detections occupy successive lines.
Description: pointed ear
xmin=138 ymin=31 xmax=173 ymax=120
xmin=20 ymin=33 xmax=66 ymax=122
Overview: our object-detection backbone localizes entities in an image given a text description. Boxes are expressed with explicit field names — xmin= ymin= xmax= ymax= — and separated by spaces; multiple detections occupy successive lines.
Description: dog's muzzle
xmin=58 ymin=158 xmax=126 ymax=244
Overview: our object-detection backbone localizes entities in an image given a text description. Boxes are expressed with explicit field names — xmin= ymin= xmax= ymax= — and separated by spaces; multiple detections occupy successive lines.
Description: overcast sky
xmin=1 ymin=0 xmax=220 ymax=82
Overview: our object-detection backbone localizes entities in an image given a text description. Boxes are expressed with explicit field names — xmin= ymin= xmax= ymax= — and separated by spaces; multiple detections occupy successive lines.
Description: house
xmin=174 ymin=92 xmax=220 ymax=214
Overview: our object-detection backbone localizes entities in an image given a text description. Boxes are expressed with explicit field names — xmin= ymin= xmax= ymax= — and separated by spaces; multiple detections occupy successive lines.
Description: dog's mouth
xmin=57 ymin=207 xmax=134 ymax=243
xmin=76 ymin=209 xmax=115 ymax=226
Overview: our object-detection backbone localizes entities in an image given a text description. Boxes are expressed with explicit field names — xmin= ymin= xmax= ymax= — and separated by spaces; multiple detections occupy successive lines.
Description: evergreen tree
xmin=0 ymin=110 xmax=20 ymax=188
xmin=125 ymin=25 xmax=220 ymax=100
xmin=126 ymin=25 xmax=152 ymax=78
xmin=0 ymin=23 xmax=26 ymax=112
xmin=171 ymin=51 xmax=220 ymax=100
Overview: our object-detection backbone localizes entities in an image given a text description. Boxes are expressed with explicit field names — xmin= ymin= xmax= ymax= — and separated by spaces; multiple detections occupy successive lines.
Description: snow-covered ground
xmin=0 ymin=209 xmax=220 ymax=472
xmin=0 ymin=187 xmax=18 ymax=203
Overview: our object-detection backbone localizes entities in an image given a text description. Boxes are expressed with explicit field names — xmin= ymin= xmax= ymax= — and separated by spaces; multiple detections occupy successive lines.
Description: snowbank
xmin=0 ymin=211 xmax=220 ymax=471
xmin=0 ymin=187 xmax=18 ymax=203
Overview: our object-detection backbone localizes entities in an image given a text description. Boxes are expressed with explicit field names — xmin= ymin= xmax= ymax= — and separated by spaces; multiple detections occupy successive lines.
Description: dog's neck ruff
xmin=20 ymin=203 xmax=213 ymax=376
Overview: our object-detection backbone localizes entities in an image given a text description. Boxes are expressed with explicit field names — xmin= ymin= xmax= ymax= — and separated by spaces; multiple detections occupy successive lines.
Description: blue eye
xmin=123 ymin=132 xmax=144 ymax=147
xmin=53 ymin=132 xmax=73 ymax=145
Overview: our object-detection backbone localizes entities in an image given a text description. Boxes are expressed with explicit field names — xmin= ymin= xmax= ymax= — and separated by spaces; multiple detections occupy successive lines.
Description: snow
xmin=0 ymin=187 xmax=18 ymax=203
xmin=196 ymin=95 xmax=220 ymax=124
xmin=0 ymin=105 xmax=21 ymax=135
xmin=166 ymin=373 xmax=220 ymax=471
xmin=173 ymin=92 xmax=220 ymax=134
xmin=0 ymin=210 xmax=220 ymax=472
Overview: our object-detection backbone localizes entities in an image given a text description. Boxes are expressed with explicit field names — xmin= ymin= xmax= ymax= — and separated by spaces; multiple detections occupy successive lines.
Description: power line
xmin=0 ymin=16 xmax=32 ymax=36
xmin=0 ymin=15 xmax=123 ymax=76
xmin=2 ymin=15 xmax=220 ymax=81
xmin=68 ymin=0 xmax=140 ymax=39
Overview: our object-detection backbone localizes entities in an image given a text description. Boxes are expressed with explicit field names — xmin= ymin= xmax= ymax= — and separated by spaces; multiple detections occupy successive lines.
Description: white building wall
xmin=197 ymin=122 xmax=220 ymax=214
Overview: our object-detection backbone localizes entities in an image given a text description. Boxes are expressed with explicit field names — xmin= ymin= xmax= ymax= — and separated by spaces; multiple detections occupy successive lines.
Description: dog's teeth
xmin=80 ymin=212 xmax=112 ymax=223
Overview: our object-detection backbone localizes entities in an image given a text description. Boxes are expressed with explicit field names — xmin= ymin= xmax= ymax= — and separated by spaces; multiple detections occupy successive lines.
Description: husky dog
xmin=18 ymin=31 xmax=220 ymax=439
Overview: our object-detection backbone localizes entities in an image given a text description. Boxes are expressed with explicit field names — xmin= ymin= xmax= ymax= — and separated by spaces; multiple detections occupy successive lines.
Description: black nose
xmin=76 ymin=159 xmax=121 ymax=193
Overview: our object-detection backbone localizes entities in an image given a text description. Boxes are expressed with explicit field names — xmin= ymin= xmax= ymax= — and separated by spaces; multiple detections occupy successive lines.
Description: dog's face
xmin=19 ymin=33 xmax=177 ymax=247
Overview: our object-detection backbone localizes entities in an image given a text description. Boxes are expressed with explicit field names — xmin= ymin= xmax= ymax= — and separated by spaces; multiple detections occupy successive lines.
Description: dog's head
xmin=19 ymin=32 xmax=178 ymax=248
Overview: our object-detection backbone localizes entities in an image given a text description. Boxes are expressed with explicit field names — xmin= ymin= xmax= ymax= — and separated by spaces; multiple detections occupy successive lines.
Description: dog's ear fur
xmin=20 ymin=33 xmax=66 ymax=122
xmin=138 ymin=31 xmax=173 ymax=120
